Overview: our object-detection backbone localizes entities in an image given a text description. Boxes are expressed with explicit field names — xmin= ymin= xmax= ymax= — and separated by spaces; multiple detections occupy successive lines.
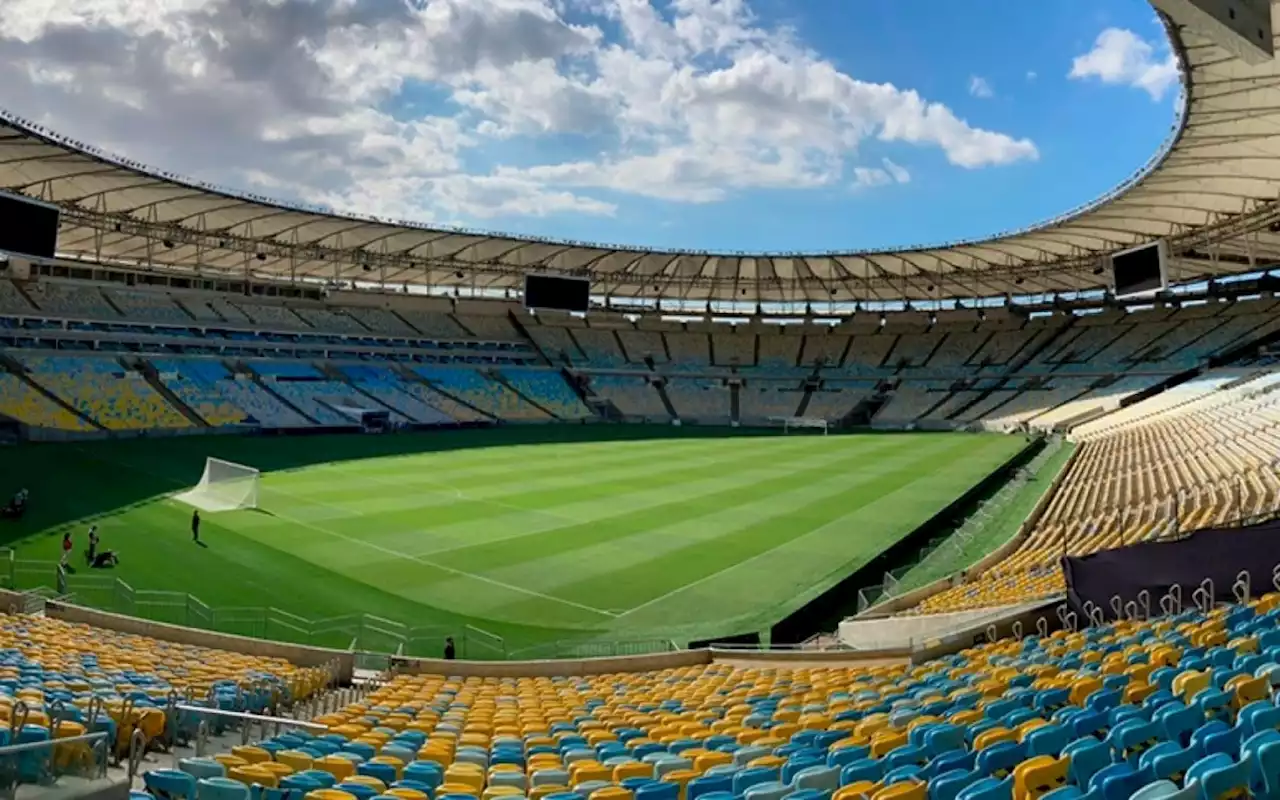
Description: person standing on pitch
xmin=444 ymin=637 xmax=456 ymax=660
xmin=191 ymin=509 xmax=200 ymax=543
xmin=60 ymin=532 xmax=72 ymax=568
xmin=87 ymin=525 xmax=99 ymax=564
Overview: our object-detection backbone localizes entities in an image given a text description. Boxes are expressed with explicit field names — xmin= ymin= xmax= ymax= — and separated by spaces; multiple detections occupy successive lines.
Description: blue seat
xmin=146 ymin=769 xmax=198 ymax=800
xmin=198 ymin=778 xmax=251 ymax=800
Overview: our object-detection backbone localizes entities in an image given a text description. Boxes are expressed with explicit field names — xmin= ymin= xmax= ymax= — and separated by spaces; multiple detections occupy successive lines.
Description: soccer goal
xmin=777 ymin=417 xmax=829 ymax=435
xmin=173 ymin=458 xmax=260 ymax=512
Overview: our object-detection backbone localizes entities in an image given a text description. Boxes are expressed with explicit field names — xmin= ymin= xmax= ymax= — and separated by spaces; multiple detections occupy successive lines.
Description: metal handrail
xmin=0 ymin=731 xmax=108 ymax=754
xmin=173 ymin=705 xmax=327 ymax=731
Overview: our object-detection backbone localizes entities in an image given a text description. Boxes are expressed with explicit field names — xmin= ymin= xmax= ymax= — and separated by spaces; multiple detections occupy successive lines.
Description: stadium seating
xmin=26 ymin=282 xmax=119 ymax=319
xmin=526 ymin=325 xmax=584 ymax=364
xmin=105 ymin=289 xmax=193 ymax=325
xmin=269 ymin=379 xmax=404 ymax=426
xmin=0 ymin=280 xmax=34 ymax=314
xmin=500 ymin=369 xmax=592 ymax=419
xmin=399 ymin=311 xmax=470 ymax=339
xmin=292 ymin=307 xmax=368 ymax=335
xmin=0 ymin=372 xmax=96 ymax=431
xmin=169 ymin=591 xmax=1280 ymax=800
xmin=457 ymin=315 xmax=521 ymax=341
xmin=22 ymin=355 xmax=191 ymax=430
xmin=618 ymin=331 xmax=668 ymax=364
xmin=712 ymin=332 xmax=755 ymax=366
xmin=911 ymin=367 xmax=1280 ymax=615
xmin=805 ymin=383 xmax=872 ymax=422
xmin=414 ymin=366 xmax=549 ymax=421
xmin=590 ymin=376 xmax=669 ymax=419
xmin=665 ymin=378 xmax=731 ymax=422
xmin=233 ymin=302 xmax=310 ymax=330
xmin=339 ymin=365 xmax=458 ymax=425
xmin=666 ymin=333 xmax=712 ymax=369
xmin=738 ymin=382 xmax=804 ymax=422
xmin=344 ymin=307 xmax=420 ymax=337
xmin=151 ymin=359 xmax=249 ymax=427
xmin=574 ymin=330 xmax=629 ymax=367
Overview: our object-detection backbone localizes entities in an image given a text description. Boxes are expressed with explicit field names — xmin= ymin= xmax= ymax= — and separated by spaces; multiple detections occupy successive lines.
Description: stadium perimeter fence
xmin=0 ymin=553 xmax=681 ymax=662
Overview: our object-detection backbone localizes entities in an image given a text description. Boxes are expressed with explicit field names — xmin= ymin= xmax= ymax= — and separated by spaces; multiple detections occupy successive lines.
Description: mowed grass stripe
xmin=483 ymin=437 xmax=957 ymax=596
xmin=259 ymin=436 xmax=853 ymax=553
xmin=522 ymin=436 xmax=978 ymax=611
xmin=428 ymin=436 xmax=912 ymax=574
xmin=282 ymin=434 xmax=827 ymax=521
xmin=270 ymin=435 xmax=731 ymax=497
xmin=613 ymin=435 xmax=1026 ymax=630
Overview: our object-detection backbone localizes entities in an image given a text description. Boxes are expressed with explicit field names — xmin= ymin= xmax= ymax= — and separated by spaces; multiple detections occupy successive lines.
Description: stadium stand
xmin=500 ymin=369 xmax=593 ymax=419
xmin=618 ymin=331 xmax=669 ymax=364
xmin=0 ymin=372 xmax=96 ymax=431
xmin=665 ymin=378 xmax=731 ymax=422
xmin=801 ymin=334 xmax=851 ymax=368
xmin=911 ymin=367 xmax=1280 ymax=615
xmin=104 ymin=289 xmax=193 ymax=325
xmin=21 ymin=355 xmax=191 ymax=430
xmin=398 ymin=311 xmax=470 ymax=339
xmin=292 ymin=307 xmax=368 ymax=335
xmin=874 ymin=383 xmax=949 ymax=425
xmin=414 ymin=366 xmax=549 ymax=421
xmin=526 ymin=325 xmax=583 ymax=364
xmin=339 ymin=365 xmax=458 ymax=425
xmin=737 ymin=381 xmax=804 ymax=422
xmin=151 ymin=359 xmax=250 ymax=427
xmin=573 ymin=329 xmax=629 ymax=367
xmin=590 ymin=376 xmax=669 ymax=419
xmin=712 ymin=332 xmax=755 ymax=366
xmin=757 ymin=331 xmax=802 ymax=369
xmin=457 ymin=315 xmax=521 ymax=341
xmin=0 ymin=280 xmax=34 ymax=314
xmin=665 ymin=333 xmax=712 ymax=369
xmin=26 ymin=282 xmax=119 ymax=319
xmin=204 ymin=298 xmax=255 ymax=325
xmin=343 ymin=306 xmax=420 ymax=337
xmin=232 ymin=303 xmax=310 ymax=331
xmin=804 ymin=383 xmax=871 ymax=422
xmin=144 ymin=584 xmax=1280 ymax=800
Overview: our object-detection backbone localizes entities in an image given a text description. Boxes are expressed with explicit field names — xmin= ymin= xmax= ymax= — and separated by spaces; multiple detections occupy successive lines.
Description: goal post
xmin=777 ymin=417 xmax=829 ymax=435
xmin=173 ymin=457 xmax=260 ymax=512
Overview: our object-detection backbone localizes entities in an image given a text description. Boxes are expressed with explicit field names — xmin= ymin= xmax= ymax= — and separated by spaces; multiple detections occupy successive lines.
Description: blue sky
xmin=0 ymin=0 xmax=1182 ymax=254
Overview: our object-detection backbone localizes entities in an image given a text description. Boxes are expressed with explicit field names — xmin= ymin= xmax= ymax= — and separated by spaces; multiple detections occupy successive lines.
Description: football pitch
xmin=0 ymin=426 xmax=1026 ymax=656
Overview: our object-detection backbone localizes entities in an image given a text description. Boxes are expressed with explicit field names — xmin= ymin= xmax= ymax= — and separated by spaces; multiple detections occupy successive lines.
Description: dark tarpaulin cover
xmin=1062 ymin=517 xmax=1280 ymax=620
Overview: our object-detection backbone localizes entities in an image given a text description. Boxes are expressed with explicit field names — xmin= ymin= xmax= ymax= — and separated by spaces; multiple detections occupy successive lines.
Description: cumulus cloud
xmin=0 ymin=0 xmax=1039 ymax=227
xmin=968 ymin=76 xmax=993 ymax=99
xmin=1069 ymin=27 xmax=1179 ymax=100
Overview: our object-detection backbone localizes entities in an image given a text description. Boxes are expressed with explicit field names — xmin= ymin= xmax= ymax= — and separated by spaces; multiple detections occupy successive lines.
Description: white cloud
xmin=968 ymin=76 xmax=993 ymax=99
xmin=0 ymin=0 xmax=1039 ymax=228
xmin=853 ymin=157 xmax=910 ymax=189
xmin=1069 ymin=27 xmax=1179 ymax=100
xmin=1026 ymin=71 xmax=1037 ymax=82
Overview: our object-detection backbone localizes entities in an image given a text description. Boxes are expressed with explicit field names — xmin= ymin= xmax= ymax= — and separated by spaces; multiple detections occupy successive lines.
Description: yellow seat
xmin=613 ymin=762 xmax=653 ymax=782
xmin=386 ymin=791 xmax=429 ymax=800
xmin=232 ymin=745 xmax=273 ymax=765
xmin=314 ymin=755 xmax=357 ymax=782
xmin=277 ymin=750 xmax=315 ymax=773
xmin=306 ymin=791 xmax=357 ymax=800
xmin=1013 ymin=756 xmax=1068 ymax=800
xmin=872 ymin=782 xmax=925 ymax=800
xmin=590 ymin=788 xmax=633 ymax=800
xmin=529 ymin=786 xmax=567 ymax=800
xmin=483 ymin=788 xmax=523 ymax=800
xmin=230 ymin=765 xmax=279 ymax=788
xmin=344 ymin=776 xmax=388 ymax=794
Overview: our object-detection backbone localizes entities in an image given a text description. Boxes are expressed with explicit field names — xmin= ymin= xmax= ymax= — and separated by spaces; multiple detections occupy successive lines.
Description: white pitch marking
xmin=81 ymin=449 xmax=618 ymax=620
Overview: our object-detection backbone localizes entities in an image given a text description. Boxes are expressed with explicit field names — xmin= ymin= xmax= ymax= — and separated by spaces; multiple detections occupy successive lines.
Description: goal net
xmin=173 ymin=458 xmax=260 ymax=512
xmin=777 ymin=417 xmax=829 ymax=435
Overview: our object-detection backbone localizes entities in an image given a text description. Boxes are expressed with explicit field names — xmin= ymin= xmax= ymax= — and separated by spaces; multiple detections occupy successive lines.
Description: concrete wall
xmin=390 ymin=649 xmax=711 ymax=678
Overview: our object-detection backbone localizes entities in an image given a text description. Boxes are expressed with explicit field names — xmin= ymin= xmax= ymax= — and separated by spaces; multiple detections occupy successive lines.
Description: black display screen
xmin=1112 ymin=242 xmax=1165 ymax=297
xmin=524 ymin=274 xmax=590 ymax=312
xmin=0 ymin=192 xmax=58 ymax=259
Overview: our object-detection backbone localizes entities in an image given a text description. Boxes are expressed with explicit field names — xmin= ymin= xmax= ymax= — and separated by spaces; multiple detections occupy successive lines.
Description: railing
xmin=0 ymin=551 xmax=685 ymax=661
xmin=0 ymin=731 xmax=110 ymax=799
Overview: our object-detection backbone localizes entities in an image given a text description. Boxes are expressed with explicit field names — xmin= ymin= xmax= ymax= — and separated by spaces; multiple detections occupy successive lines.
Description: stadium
xmin=0 ymin=0 xmax=1275 ymax=798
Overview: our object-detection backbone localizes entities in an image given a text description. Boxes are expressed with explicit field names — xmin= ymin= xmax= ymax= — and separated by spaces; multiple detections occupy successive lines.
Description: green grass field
xmin=0 ymin=426 xmax=1025 ymax=657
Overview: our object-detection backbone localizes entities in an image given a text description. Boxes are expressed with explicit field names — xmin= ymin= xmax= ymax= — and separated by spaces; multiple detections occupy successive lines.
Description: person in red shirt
xmin=60 ymin=532 xmax=72 ymax=567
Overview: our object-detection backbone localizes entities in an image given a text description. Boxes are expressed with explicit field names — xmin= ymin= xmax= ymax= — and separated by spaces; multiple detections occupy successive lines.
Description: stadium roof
xmin=2 ymin=13 xmax=1280 ymax=303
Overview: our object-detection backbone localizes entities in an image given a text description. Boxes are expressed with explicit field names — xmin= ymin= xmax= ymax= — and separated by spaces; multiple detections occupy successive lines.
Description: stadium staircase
xmin=653 ymin=378 xmax=679 ymax=421
xmin=729 ymin=382 xmax=741 ymax=424
xmin=793 ymin=384 xmax=815 ymax=417
xmin=318 ymin=363 xmax=410 ymax=420
xmin=129 ymin=357 xmax=211 ymax=428
xmin=0 ymin=353 xmax=106 ymax=431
